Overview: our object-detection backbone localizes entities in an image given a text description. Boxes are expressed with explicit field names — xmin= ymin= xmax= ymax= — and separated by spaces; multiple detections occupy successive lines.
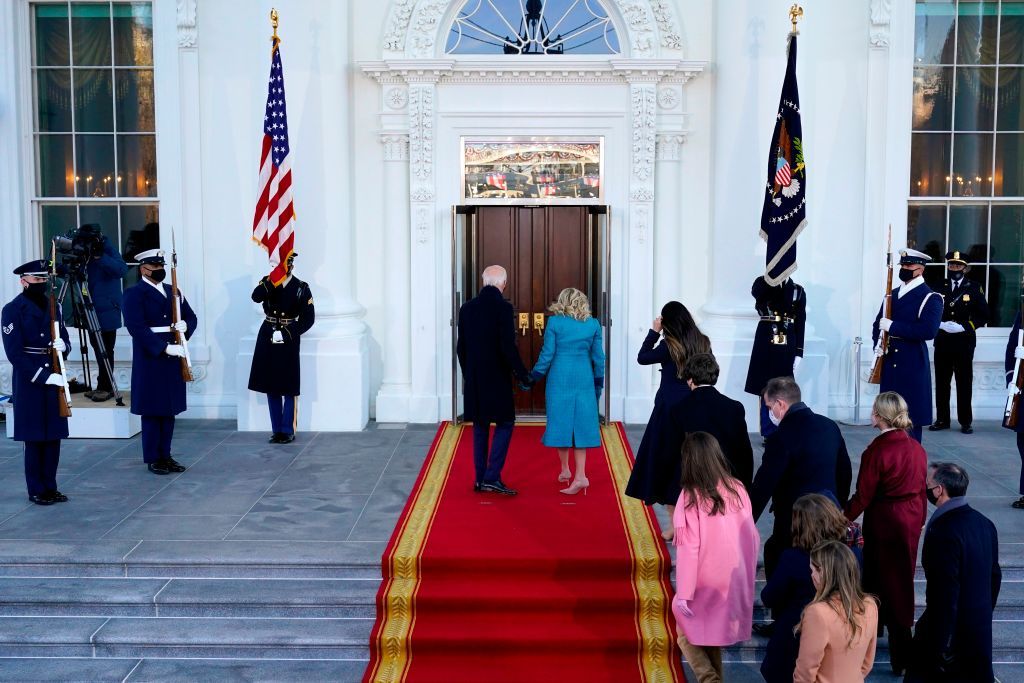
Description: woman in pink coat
xmin=672 ymin=431 xmax=760 ymax=682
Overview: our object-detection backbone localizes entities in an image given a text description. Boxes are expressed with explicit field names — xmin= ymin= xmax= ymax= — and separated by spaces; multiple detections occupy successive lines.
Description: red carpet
xmin=364 ymin=423 xmax=684 ymax=683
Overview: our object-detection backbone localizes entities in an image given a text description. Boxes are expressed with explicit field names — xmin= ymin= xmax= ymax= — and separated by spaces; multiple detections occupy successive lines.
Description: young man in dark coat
xmin=663 ymin=353 xmax=753 ymax=489
xmin=907 ymin=462 xmax=1001 ymax=683
xmin=1 ymin=260 xmax=72 ymax=505
xmin=749 ymin=376 xmax=852 ymax=579
xmin=931 ymin=250 xmax=988 ymax=434
xmin=456 ymin=265 xmax=532 ymax=496
xmin=123 ymin=249 xmax=198 ymax=475
xmin=80 ymin=223 xmax=128 ymax=402
xmin=248 ymin=253 xmax=315 ymax=444
xmin=744 ymin=276 xmax=806 ymax=439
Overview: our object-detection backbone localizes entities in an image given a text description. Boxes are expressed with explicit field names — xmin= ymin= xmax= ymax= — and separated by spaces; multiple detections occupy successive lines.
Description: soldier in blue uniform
xmin=122 ymin=249 xmax=198 ymax=475
xmin=248 ymin=253 xmax=315 ymax=443
xmin=872 ymin=248 xmax=943 ymax=443
xmin=930 ymin=250 xmax=989 ymax=434
xmin=1 ymin=260 xmax=72 ymax=505
xmin=1005 ymin=310 xmax=1024 ymax=509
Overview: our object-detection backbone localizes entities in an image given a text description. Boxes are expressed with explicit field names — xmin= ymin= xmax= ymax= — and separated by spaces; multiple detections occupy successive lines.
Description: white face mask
xmin=768 ymin=409 xmax=782 ymax=427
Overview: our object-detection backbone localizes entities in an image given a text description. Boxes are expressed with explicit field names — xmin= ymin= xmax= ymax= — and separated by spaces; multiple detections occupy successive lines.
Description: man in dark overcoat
xmin=744 ymin=276 xmax=806 ymax=438
xmin=80 ymin=223 xmax=127 ymax=402
xmin=664 ymin=353 xmax=753 ymax=489
xmin=1005 ymin=308 xmax=1024 ymax=509
xmin=123 ymin=249 xmax=198 ymax=475
xmin=872 ymin=248 xmax=943 ymax=443
xmin=1 ymin=260 xmax=72 ymax=505
xmin=930 ymin=250 xmax=988 ymax=434
xmin=248 ymin=253 xmax=315 ymax=444
xmin=750 ymin=376 xmax=852 ymax=580
xmin=456 ymin=265 xmax=531 ymax=496
xmin=907 ymin=462 xmax=1001 ymax=683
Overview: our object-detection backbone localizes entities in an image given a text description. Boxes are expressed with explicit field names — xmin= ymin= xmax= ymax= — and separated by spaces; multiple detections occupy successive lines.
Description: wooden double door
xmin=458 ymin=205 xmax=606 ymax=417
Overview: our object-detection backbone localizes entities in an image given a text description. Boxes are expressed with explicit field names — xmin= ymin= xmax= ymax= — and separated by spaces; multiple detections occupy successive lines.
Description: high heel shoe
xmin=560 ymin=477 xmax=589 ymax=496
xmin=557 ymin=470 xmax=572 ymax=483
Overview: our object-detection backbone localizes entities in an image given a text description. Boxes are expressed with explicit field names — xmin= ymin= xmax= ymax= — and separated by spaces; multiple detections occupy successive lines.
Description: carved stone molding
xmin=408 ymin=84 xmax=435 ymax=201
xmin=631 ymin=205 xmax=650 ymax=244
xmin=630 ymin=187 xmax=654 ymax=201
xmin=381 ymin=133 xmax=410 ymax=162
xmin=386 ymin=87 xmax=408 ymax=110
xmin=657 ymin=86 xmax=679 ymax=109
xmin=383 ymin=0 xmax=416 ymax=52
xmin=176 ymin=0 xmax=198 ymax=48
xmin=630 ymin=83 xmax=656 ymax=188
xmin=655 ymin=133 xmax=687 ymax=161
xmin=415 ymin=207 xmax=431 ymax=244
xmin=869 ymin=0 xmax=892 ymax=48
xmin=362 ymin=59 xmax=705 ymax=86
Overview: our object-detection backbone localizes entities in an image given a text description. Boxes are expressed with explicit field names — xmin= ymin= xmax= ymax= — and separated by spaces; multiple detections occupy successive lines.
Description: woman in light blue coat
xmin=530 ymin=288 xmax=605 ymax=495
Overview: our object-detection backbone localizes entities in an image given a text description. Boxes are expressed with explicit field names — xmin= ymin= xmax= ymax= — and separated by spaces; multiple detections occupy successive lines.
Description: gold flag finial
xmin=789 ymin=4 xmax=804 ymax=33
xmin=270 ymin=8 xmax=279 ymax=42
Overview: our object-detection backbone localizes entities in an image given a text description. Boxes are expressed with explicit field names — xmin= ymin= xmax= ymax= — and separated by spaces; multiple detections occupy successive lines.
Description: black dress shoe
xmin=277 ymin=433 xmax=295 ymax=444
xmin=928 ymin=421 xmax=950 ymax=432
xmin=473 ymin=482 xmax=482 ymax=492
xmin=148 ymin=461 xmax=171 ymax=475
xmin=28 ymin=494 xmax=55 ymax=506
xmin=752 ymin=622 xmax=775 ymax=637
xmin=960 ymin=425 xmax=974 ymax=434
xmin=1012 ymin=496 xmax=1024 ymax=509
xmin=164 ymin=458 xmax=187 ymax=473
xmin=269 ymin=432 xmax=283 ymax=443
xmin=90 ymin=390 xmax=112 ymax=402
xmin=480 ymin=480 xmax=517 ymax=496
xmin=48 ymin=491 xmax=68 ymax=503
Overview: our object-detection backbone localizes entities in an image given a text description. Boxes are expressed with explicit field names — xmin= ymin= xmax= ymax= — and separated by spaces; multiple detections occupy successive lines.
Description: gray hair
xmin=930 ymin=461 xmax=969 ymax=498
xmin=481 ymin=265 xmax=507 ymax=288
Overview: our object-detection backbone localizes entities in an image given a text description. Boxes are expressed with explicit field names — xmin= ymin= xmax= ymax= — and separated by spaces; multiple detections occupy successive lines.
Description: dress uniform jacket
xmin=1005 ymin=311 xmax=1024 ymax=434
xmin=122 ymin=280 xmax=197 ymax=416
xmin=745 ymin=277 xmax=806 ymax=395
xmin=935 ymin=277 xmax=988 ymax=350
xmin=248 ymin=276 xmax=315 ymax=396
xmin=872 ymin=279 xmax=943 ymax=428
xmin=1 ymin=293 xmax=71 ymax=441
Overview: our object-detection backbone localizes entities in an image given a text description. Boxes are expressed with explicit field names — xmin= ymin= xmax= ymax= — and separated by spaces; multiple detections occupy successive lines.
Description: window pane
xmin=73 ymin=69 xmax=114 ymax=132
xmin=911 ymin=133 xmax=952 ymax=195
xmin=915 ymin=1 xmax=956 ymax=64
xmin=951 ymin=133 xmax=994 ymax=196
xmin=908 ymin=204 xmax=948 ymax=257
xmin=998 ymin=68 xmax=1024 ymax=131
xmin=954 ymin=67 xmax=996 ymax=130
xmin=71 ymin=3 xmax=111 ymax=66
xmin=913 ymin=66 xmax=953 ymax=130
xmin=115 ymin=69 xmax=155 ymax=131
xmin=995 ymin=133 xmax=1024 ymax=196
xmin=37 ymin=135 xmax=74 ymax=197
xmin=120 ymin=204 xmax=159 ymax=285
xmin=924 ymin=263 xmax=947 ymax=290
xmin=40 ymin=204 xmax=78 ymax=247
xmin=117 ymin=135 xmax=157 ymax=197
xmin=34 ymin=4 xmax=69 ymax=66
xmin=113 ymin=3 xmax=153 ymax=66
xmin=1001 ymin=2 xmax=1024 ymax=65
xmin=36 ymin=69 xmax=72 ymax=132
xmin=78 ymin=204 xmax=119 ymax=241
xmin=446 ymin=0 xmax=619 ymax=55
xmin=988 ymin=264 xmax=1023 ymax=326
xmin=949 ymin=204 xmax=990 ymax=262
xmin=75 ymin=134 xmax=115 ymax=197
xmin=956 ymin=1 xmax=1000 ymax=65
xmin=991 ymin=205 xmax=1024 ymax=263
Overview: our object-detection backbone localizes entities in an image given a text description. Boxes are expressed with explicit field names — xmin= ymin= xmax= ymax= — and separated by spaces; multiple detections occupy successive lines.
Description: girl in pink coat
xmin=672 ymin=431 xmax=760 ymax=682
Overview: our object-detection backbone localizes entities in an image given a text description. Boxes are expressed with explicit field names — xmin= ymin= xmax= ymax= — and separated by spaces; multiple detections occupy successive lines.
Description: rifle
xmin=867 ymin=225 xmax=893 ymax=385
xmin=48 ymin=241 xmax=72 ymax=417
xmin=1005 ymin=293 xmax=1024 ymax=429
xmin=170 ymin=227 xmax=194 ymax=382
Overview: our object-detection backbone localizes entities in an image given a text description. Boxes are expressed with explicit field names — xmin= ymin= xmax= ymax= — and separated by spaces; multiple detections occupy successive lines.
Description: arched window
xmin=446 ymin=0 xmax=620 ymax=55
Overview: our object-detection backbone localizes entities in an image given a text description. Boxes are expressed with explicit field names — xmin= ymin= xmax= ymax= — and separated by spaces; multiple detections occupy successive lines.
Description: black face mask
xmin=898 ymin=268 xmax=917 ymax=283
xmin=926 ymin=486 xmax=940 ymax=506
xmin=949 ymin=271 xmax=965 ymax=282
xmin=147 ymin=268 xmax=166 ymax=283
xmin=23 ymin=282 xmax=48 ymax=299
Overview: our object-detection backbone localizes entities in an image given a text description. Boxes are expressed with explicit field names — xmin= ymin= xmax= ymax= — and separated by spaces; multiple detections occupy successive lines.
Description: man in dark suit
xmin=664 ymin=353 xmax=753 ymax=488
xmin=456 ymin=265 xmax=532 ymax=496
xmin=750 ymin=376 xmax=852 ymax=579
xmin=931 ymin=250 xmax=989 ymax=434
xmin=907 ymin=462 xmax=1001 ymax=682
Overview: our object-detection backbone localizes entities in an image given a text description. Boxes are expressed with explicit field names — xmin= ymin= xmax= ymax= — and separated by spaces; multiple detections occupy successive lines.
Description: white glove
xmin=878 ymin=318 xmax=893 ymax=332
xmin=1015 ymin=346 xmax=1024 ymax=360
xmin=793 ymin=356 xmax=802 ymax=374
xmin=873 ymin=344 xmax=885 ymax=358
xmin=272 ymin=330 xmax=284 ymax=344
xmin=1009 ymin=383 xmax=1021 ymax=398
xmin=50 ymin=339 xmax=67 ymax=353
xmin=940 ymin=321 xmax=965 ymax=334
xmin=172 ymin=320 xmax=188 ymax=333
xmin=45 ymin=373 xmax=66 ymax=387
xmin=165 ymin=344 xmax=186 ymax=358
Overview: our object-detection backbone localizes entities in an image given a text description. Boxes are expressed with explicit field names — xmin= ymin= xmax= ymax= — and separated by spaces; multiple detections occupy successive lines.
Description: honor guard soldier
xmin=872 ymin=248 xmax=943 ymax=443
xmin=930 ymin=250 xmax=989 ymax=434
xmin=248 ymin=253 xmax=315 ymax=443
xmin=744 ymin=275 xmax=807 ymax=438
xmin=1 ymin=260 xmax=72 ymax=505
xmin=1005 ymin=309 xmax=1024 ymax=509
xmin=123 ymin=249 xmax=198 ymax=474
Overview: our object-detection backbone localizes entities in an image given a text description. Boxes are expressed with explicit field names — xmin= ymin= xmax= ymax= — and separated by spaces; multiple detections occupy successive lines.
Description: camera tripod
xmin=57 ymin=274 xmax=125 ymax=407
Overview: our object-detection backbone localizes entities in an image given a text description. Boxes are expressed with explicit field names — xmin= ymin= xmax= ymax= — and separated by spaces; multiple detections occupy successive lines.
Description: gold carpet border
xmin=368 ymin=422 xmax=463 ymax=683
xmin=602 ymin=423 xmax=680 ymax=683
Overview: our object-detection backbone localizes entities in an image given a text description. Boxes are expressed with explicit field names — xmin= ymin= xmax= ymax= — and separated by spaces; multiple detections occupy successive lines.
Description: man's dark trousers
xmin=141 ymin=416 xmax=175 ymax=464
xmin=87 ymin=329 xmax=117 ymax=392
xmin=24 ymin=441 xmax=60 ymax=496
xmin=473 ymin=421 xmax=514 ymax=484
xmin=934 ymin=337 xmax=974 ymax=427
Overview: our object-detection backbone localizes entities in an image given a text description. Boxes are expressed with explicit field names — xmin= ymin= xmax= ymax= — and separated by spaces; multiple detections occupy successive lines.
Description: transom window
xmin=908 ymin=0 xmax=1024 ymax=326
xmin=446 ymin=0 xmax=620 ymax=55
xmin=31 ymin=0 xmax=159 ymax=285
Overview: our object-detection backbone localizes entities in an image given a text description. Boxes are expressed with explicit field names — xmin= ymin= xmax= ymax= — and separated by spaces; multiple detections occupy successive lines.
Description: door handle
xmin=518 ymin=312 xmax=529 ymax=336
xmin=534 ymin=313 xmax=545 ymax=336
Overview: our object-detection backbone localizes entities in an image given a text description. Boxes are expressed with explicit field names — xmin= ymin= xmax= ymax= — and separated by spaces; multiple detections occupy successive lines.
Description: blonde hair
xmin=548 ymin=287 xmax=591 ymax=322
xmin=797 ymin=541 xmax=875 ymax=648
xmin=873 ymin=391 xmax=913 ymax=430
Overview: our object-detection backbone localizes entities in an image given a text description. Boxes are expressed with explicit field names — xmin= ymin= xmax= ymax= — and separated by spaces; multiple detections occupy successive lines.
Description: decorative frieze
xmin=176 ymin=0 xmax=198 ymax=48
xmin=630 ymin=84 xmax=657 ymax=185
xmin=408 ymin=84 xmax=435 ymax=200
xmin=381 ymin=134 xmax=410 ymax=162
xmin=655 ymin=133 xmax=687 ymax=161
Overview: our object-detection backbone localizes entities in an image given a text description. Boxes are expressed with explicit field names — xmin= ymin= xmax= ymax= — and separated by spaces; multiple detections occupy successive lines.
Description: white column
xmin=374 ymin=133 xmax=412 ymax=422
xmin=654 ymin=133 xmax=686 ymax=308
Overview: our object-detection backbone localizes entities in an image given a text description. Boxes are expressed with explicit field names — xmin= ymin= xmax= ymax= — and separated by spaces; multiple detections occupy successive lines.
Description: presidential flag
xmin=760 ymin=33 xmax=807 ymax=286
xmin=252 ymin=35 xmax=295 ymax=285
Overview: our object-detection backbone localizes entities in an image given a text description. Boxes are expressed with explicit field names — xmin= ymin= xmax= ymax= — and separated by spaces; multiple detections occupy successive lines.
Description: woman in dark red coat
xmin=844 ymin=391 xmax=928 ymax=676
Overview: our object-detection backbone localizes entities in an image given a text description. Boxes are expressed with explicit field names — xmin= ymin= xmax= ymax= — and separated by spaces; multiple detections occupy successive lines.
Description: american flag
xmin=252 ymin=39 xmax=294 ymax=285
xmin=774 ymin=156 xmax=792 ymax=187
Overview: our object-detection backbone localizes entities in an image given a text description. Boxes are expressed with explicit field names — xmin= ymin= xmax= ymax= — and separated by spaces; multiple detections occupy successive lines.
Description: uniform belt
xmin=759 ymin=315 xmax=793 ymax=323
xmin=23 ymin=346 xmax=49 ymax=355
xmin=265 ymin=316 xmax=297 ymax=324
xmin=150 ymin=326 xmax=172 ymax=333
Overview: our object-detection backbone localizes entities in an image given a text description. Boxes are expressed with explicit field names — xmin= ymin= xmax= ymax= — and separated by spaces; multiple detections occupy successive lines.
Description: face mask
xmin=147 ymin=268 xmax=166 ymax=283
xmin=949 ymin=271 xmax=965 ymax=282
xmin=24 ymin=282 xmax=48 ymax=298
xmin=768 ymin=405 xmax=782 ymax=427
xmin=926 ymin=486 xmax=939 ymax=506
xmin=898 ymin=268 xmax=916 ymax=283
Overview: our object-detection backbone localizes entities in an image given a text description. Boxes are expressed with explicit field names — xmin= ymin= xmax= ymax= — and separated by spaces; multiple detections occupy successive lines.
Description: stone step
xmin=0 ymin=657 xmax=370 ymax=682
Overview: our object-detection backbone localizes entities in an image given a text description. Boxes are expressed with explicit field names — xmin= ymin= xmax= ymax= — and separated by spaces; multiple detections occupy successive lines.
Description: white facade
xmin=0 ymin=0 xmax=1014 ymax=431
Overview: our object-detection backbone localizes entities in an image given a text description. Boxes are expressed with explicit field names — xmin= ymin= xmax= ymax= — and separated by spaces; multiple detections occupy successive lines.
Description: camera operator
xmin=76 ymin=224 xmax=127 ymax=402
